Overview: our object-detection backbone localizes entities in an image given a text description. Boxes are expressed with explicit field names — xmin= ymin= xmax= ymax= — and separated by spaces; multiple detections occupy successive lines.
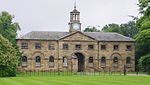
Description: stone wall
xmin=17 ymin=39 xmax=135 ymax=72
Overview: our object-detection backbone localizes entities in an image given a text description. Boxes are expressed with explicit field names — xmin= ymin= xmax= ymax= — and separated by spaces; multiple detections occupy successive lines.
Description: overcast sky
xmin=0 ymin=0 xmax=139 ymax=35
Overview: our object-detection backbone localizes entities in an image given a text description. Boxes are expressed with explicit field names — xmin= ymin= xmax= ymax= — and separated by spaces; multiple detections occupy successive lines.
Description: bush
xmin=0 ymin=34 xmax=19 ymax=77
xmin=139 ymin=53 xmax=150 ymax=75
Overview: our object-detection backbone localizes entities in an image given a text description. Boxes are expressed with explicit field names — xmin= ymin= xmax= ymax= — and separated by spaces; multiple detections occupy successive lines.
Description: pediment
xmin=60 ymin=31 xmax=96 ymax=41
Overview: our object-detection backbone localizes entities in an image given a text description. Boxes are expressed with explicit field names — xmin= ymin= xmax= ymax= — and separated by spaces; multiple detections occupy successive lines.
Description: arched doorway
xmin=74 ymin=52 xmax=85 ymax=72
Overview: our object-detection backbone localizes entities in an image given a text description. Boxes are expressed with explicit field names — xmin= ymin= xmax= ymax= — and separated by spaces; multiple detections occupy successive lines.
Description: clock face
xmin=73 ymin=23 xmax=80 ymax=30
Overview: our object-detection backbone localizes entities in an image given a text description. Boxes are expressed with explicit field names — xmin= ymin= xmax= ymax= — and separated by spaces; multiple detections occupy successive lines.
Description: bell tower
xmin=68 ymin=3 xmax=81 ymax=33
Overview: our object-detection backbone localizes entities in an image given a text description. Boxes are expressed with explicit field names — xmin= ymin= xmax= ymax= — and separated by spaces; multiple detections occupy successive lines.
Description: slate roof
xmin=17 ymin=31 xmax=134 ymax=42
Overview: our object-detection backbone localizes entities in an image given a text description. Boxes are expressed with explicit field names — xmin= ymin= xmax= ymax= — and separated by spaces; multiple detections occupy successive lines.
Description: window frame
xmin=35 ymin=56 xmax=41 ymax=67
xmin=63 ymin=43 xmax=68 ymax=50
xmin=89 ymin=57 xmax=93 ymax=63
xmin=21 ymin=42 xmax=28 ymax=49
xmin=88 ymin=45 xmax=94 ymax=50
xmin=126 ymin=45 xmax=132 ymax=51
xmin=75 ymin=44 xmax=81 ymax=50
xmin=48 ymin=43 xmax=55 ymax=50
xmin=126 ymin=57 xmax=131 ymax=64
xmin=113 ymin=44 xmax=119 ymax=51
xmin=101 ymin=57 xmax=106 ymax=63
xmin=101 ymin=44 xmax=106 ymax=50
xmin=63 ymin=57 xmax=68 ymax=67
xmin=113 ymin=57 xmax=118 ymax=64
xmin=21 ymin=56 xmax=28 ymax=67
xmin=35 ymin=43 xmax=41 ymax=49
xmin=49 ymin=56 xmax=54 ymax=62
xmin=49 ymin=56 xmax=54 ymax=67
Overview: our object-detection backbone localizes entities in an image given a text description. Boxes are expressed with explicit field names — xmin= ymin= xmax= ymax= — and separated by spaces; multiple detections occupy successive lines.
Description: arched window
xmin=49 ymin=56 xmax=54 ymax=62
xmin=113 ymin=57 xmax=118 ymax=63
xmin=126 ymin=57 xmax=131 ymax=64
xmin=101 ymin=57 xmax=106 ymax=63
xmin=89 ymin=57 xmax=93 ymax=63
xmin=49 ymin=56 xmax=54 ymax=67
xmin=63 ymin=57 xmax=67 ymax=67
xmin=21 ymin=56 xmax=27 ymax=67
xmin=36 ymin=56 xmax=41 ymax=63
xmin=35 ymin=56 xmax=41 ymax=67
xmin=22 ymin=56 xmax=27 ymax=62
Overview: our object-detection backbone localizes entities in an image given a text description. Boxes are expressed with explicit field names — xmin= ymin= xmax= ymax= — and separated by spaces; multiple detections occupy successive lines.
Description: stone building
xmin=17 ymin=5 xmax=135 ymax=72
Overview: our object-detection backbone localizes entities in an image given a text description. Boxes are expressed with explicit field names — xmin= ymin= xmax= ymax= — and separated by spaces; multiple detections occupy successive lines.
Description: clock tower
xmin=68 ymin=4 xmax=81 ymax=33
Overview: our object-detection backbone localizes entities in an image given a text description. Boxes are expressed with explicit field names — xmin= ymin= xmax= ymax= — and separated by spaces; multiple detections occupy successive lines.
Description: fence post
xmin=123 ymin=65 xmax=126 ymax=75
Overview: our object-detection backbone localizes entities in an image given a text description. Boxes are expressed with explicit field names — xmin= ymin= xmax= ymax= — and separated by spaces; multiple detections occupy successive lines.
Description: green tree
xmin=136 ymin=0 xmax=150 ymax=72
xmin=139 ymin=54 xmax=150 ymax=74
xmin=0 ymin=11 xmax=21 ymax=77
xmin=0 ymin=11 xmax=20 ymax=45
xmin=102 ymin=21 xmax=138 ymax=38
xmin=102 ymin=23 xmax=120 ymax=33
xmin=0 ymin=34 xmax=19 ymax=77
xmin=84 ymin=26 xmax=100 ymax=32
xmin=120 ymin=21 xmax=139 ymax=38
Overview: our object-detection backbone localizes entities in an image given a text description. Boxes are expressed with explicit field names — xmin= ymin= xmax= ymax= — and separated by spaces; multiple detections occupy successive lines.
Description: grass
xmin=0 ymin=75 xmax=150 ymax=85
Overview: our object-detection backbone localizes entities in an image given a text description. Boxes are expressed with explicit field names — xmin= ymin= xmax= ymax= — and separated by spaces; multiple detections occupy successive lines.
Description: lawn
xmin=0 ymin=75 xmax=150 ymax=85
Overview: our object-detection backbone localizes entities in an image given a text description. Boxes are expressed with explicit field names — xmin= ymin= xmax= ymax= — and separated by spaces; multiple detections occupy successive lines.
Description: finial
xmin=74 ymin=1 xmax=76 ymax=9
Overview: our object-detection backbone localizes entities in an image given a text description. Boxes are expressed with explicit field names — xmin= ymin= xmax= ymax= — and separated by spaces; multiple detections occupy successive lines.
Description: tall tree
xmin=0 ymin=11 xmax=21 ymax=77
xmin=102 ymin=23 xmax=120 ymax=33
xmin=136 ymin=0 xmax=150 ymax=73
xmin=0 ymin=11 xmax=20 ymax=45
xmin=84 ymin=26 xmax=100 ymax=32
xmin=102 ymin=21 xmax=138 ymax=38
xmin=136 ymin=0 xmax=150 ymax=56
xmin=0 ymin=34 xmax=19 ymax=77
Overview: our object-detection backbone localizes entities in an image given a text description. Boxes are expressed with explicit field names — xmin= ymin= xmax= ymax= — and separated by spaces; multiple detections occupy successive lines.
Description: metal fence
xmin=17 ymin=70 xmax=145 ymax=77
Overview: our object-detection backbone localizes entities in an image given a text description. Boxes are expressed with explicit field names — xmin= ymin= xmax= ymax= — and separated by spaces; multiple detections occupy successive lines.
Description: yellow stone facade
xmin=17 ymin=32 xmax=135 ymax=72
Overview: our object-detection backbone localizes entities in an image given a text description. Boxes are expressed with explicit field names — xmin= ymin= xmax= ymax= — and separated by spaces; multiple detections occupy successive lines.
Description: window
xmin=63 ymin=44 xmax=68 ymax=50
xmin=49 ymin=56 xmax=54 ymax=62
xmin=126 ymin=45 xmax=132 ymax=51
xmin=113 ymin=57 xmax=118 ymax=63
xmin=89 ymin=57 xmax=93 ymax=63
xmin=101 ymin=57 xmax=106 ymax=63
xmin=76 ymin=44 xmax=81 ymax=50
xmin=49 ymin=56 xmax=54 ymax=67
xmin=21 ymin=43 xmax=28 ymax=49
xmin=88 ymin=45 xmax=94 ymax=50
xmin=63 ymin=57 xmax=67 ymax=67
xmin=101 ymin=45 xmax=106 ymax=50
xmin=35 ymin=43 xmax=41 ymax=49
xmin=48 ymin=44 xmax=55 ymax=50
xmin=113 ymin=45 xmax=119 ymax=51
xmin=126 ymin=57 xmax=131 ymax=64
xmin=35 ymin=56 xmax=41 ymax=67
xmin=21 ymin=56 xmax=27 ymax=67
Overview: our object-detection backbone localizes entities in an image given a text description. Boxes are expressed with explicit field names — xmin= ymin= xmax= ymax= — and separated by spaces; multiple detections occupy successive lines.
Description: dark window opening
xmin=22 ymin=56 xmax=27 ymax=62
xmin=48 ymin=44 xmax=55 ymax=50
xmin=63 ymin=44 xmax=68 ymax=50
xmin=101 ymin=57 xmax=106 ymax=63
xmin=101 ymin=45 xmax=106 ymax=50
xmin=113 ymin=57 xmax=118 ymax=63
xmin=49 ymin=56 xmax=54 ymax=62
xmin=113 ymin=45 xmax=119 ymax=51
xmin=21 ymin=43 xmax=28 ymax=49
xmin=36 ymin=56 xmax=41 ymax=63
xmin=89 ymin=57 xmax=93 ymax=63
xmin=76 ymin=44 xmax=81 ymax=50
xmin=88 ymin=45 xmax=94 ymax=50
xmin=35 ymin=43 xmax=41 ymax=49
xmin=126 ymin=57 xmax=131 ymax=64
xmin=126 ymin=45 xmax=132 ymax=51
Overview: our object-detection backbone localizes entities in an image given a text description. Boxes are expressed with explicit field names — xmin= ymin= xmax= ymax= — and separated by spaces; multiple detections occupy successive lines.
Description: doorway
xmin=74 ymin=53 xmax=85 ymax=72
